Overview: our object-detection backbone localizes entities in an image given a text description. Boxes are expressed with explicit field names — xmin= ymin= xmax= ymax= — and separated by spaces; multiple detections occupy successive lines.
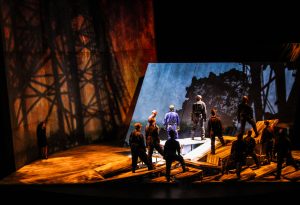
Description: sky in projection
xmin=130 ymin=63 xmax=295 ymax=125
xmin=132 ymin=63 xmax=242 ymax=124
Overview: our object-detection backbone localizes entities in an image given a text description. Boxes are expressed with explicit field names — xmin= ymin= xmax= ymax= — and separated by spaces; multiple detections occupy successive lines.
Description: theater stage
xmin=1 ymin=143 xmax=300 ymax=201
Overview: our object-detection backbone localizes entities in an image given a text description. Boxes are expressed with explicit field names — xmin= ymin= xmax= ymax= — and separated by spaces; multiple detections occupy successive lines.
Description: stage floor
xmin=1 ymin=142 xmax=300 ymax=184
xmin=0 ymin=144 xmax=131 ymax=184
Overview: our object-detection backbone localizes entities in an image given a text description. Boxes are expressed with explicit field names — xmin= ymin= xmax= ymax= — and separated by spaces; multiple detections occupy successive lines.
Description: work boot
xmin=166 ymin=176 xmax=170 ymax=182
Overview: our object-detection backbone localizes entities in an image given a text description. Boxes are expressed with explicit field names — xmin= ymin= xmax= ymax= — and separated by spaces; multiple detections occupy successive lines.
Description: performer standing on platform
xmin=274 ymin=127 xmax=299 ymax=179
xmin=129 ymin=123 xmax=153 ymax=173
xmin=164 ymin=105 xmax=180 ymax=139
xmin=228 ymin=133 xmax=246 ymax=178
xmin=237 ymin=96 xmax=259 ymax=137
xmin=260 ymin=120 xmax=275 ymax=164
xmin=244 ymin=130 xmax=260 ymax=169
xmin=145 ymin=118 xmax=164 ymax=165
xmin=207 ymin=109 xmax=225 ymax=155
xmin=164 ymin=129 xmax=186 ymax=182
xmin=191 ymin=95 xmax=207 ymax=140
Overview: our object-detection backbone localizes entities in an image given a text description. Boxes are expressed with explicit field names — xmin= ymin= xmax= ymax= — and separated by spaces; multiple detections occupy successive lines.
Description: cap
xmin=169 ymin=104 xmax=175 ymax=110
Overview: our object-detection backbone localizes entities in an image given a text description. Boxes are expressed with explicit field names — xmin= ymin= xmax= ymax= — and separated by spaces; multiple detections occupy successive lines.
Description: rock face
xmin=178 ymin=69 xmax=250 ymax=128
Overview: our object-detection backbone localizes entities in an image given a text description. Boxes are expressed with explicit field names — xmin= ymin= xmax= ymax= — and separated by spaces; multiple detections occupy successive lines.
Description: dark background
xmin=153 ymin=0 xmax=300 ymax=62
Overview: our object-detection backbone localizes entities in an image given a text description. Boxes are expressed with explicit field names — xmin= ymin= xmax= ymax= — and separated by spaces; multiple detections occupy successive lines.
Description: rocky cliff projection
xmin=125 ymin=63 xmax=298 ymax=142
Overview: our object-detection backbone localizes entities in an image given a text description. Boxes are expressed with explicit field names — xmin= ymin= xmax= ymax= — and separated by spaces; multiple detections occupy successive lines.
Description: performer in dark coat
xmin=145 ymin=118 xmax=164 ymax=165
xmin=261 ymin=120 xmax=275 ymax=164
xmin=227 ymin=133 xmax=247 ymax=178
xmin=244 ymin=130 xmax=260 ymax=168
xmin=36 ymin=120 xmax=48 ymax=159
xmin=207 ymin=109 xmax=225 ymax=154
xmin=274 ymin=127 xmax=299 ymax=179
xmin=129 ymin=122 xmax=153 ymax=173
xmin=237 ymin=96 xmax=259 ymax=136
xmin=164 ymin=129 xmax=186 ymax=182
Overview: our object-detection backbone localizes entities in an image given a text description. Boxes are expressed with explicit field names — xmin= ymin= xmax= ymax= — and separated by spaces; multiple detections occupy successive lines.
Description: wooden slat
xmin=206 ymin=154 xmax=220 ymax=166
xmin=253 ymin=162 xmax=277 ymax=178
xmin=214 ymin=146 xmax=232 ymax=159
xmin=99 ymin=166 xmax=166 ymax=183
xmin=194 ymin=174 xmax=223 ymax=183
xmin=283 ymin=170 xmax=300 ymax=181
xmin=281 ymin=166 xmax=297 ymax=176
xmin=151 ymin=166 xmax=187 ymax=183
xmin=220 ymin=167 xmax=255 ymax=182
xmin=150 ymin=167 xmax=203 ymax=183
xmin=150 ymin=176 xmax=169 ymax=183
xmin=174 ymin=167 xmax=203 ymax=181
xmin=223 ymin=136 xmax=237 ymax=142
xmin=185 ymin=160 xmax=221 ymax=169
xmin=292 ymin=150 xmax=300 ymax=161
xmin=252 ymin=175 xmax=291 ymax=182
xmin=94 ymin=158 xmax=132 ymax=178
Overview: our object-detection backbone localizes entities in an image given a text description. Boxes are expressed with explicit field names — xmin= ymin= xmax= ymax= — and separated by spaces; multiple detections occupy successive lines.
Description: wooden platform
xmin=0 ymin=145 xmax=131 ymax=184
xmin=150 ymin=167 xmax=203 ymax=183
xmin=220 ymin=167 xmax=256 ymax=182
xmin=1 ymin=118 xmax=299 ymax=184
xmin=283 ymin=170 xmax=300 ymax=181
xmin=253 ymin=162 xmax=277 ymax=178
xmin=99 ymin=165 xmax=167 ymax=184
xmin=185 ymin=160 xmax=221 ymax=170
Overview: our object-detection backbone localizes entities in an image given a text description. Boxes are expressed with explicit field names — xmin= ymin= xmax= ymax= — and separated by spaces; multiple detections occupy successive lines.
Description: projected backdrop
xmin=125 ymin=63 xmax=297 ymax=143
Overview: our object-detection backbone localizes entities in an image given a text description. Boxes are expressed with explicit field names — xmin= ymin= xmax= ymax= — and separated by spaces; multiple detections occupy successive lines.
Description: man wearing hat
xmin=191 ymin=95 xmax=207 ymax=140
xmin=164 ymin=104 xmax=180 ymax=139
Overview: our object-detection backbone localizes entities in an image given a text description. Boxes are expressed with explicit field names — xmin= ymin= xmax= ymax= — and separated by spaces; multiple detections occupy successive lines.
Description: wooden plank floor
xmin=253 ymin=162 xmax=277 ymax=178
xmin=150 ymin=167 xmax=203 ymax=183
xmin=99 ymin=166 xmax=167 ymax=183
xmin=1 ymin=118 xmax=298 ymax=184
xmin=220 ymin=168 xmax=256 ymax=182
xmin=0 ymin=144 xmax=131 ymax=184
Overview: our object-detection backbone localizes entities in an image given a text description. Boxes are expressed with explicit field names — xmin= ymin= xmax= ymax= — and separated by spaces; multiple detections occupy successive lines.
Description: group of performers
xmin=129 ymin=95 xmax=299 ymax=181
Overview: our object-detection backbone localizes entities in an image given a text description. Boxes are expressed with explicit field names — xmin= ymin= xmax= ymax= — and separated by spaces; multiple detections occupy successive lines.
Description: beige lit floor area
xmin=1 ymin=123 xmax=300 ymax=184
xmin=0 ymin=144 xmax=132 ymax=184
